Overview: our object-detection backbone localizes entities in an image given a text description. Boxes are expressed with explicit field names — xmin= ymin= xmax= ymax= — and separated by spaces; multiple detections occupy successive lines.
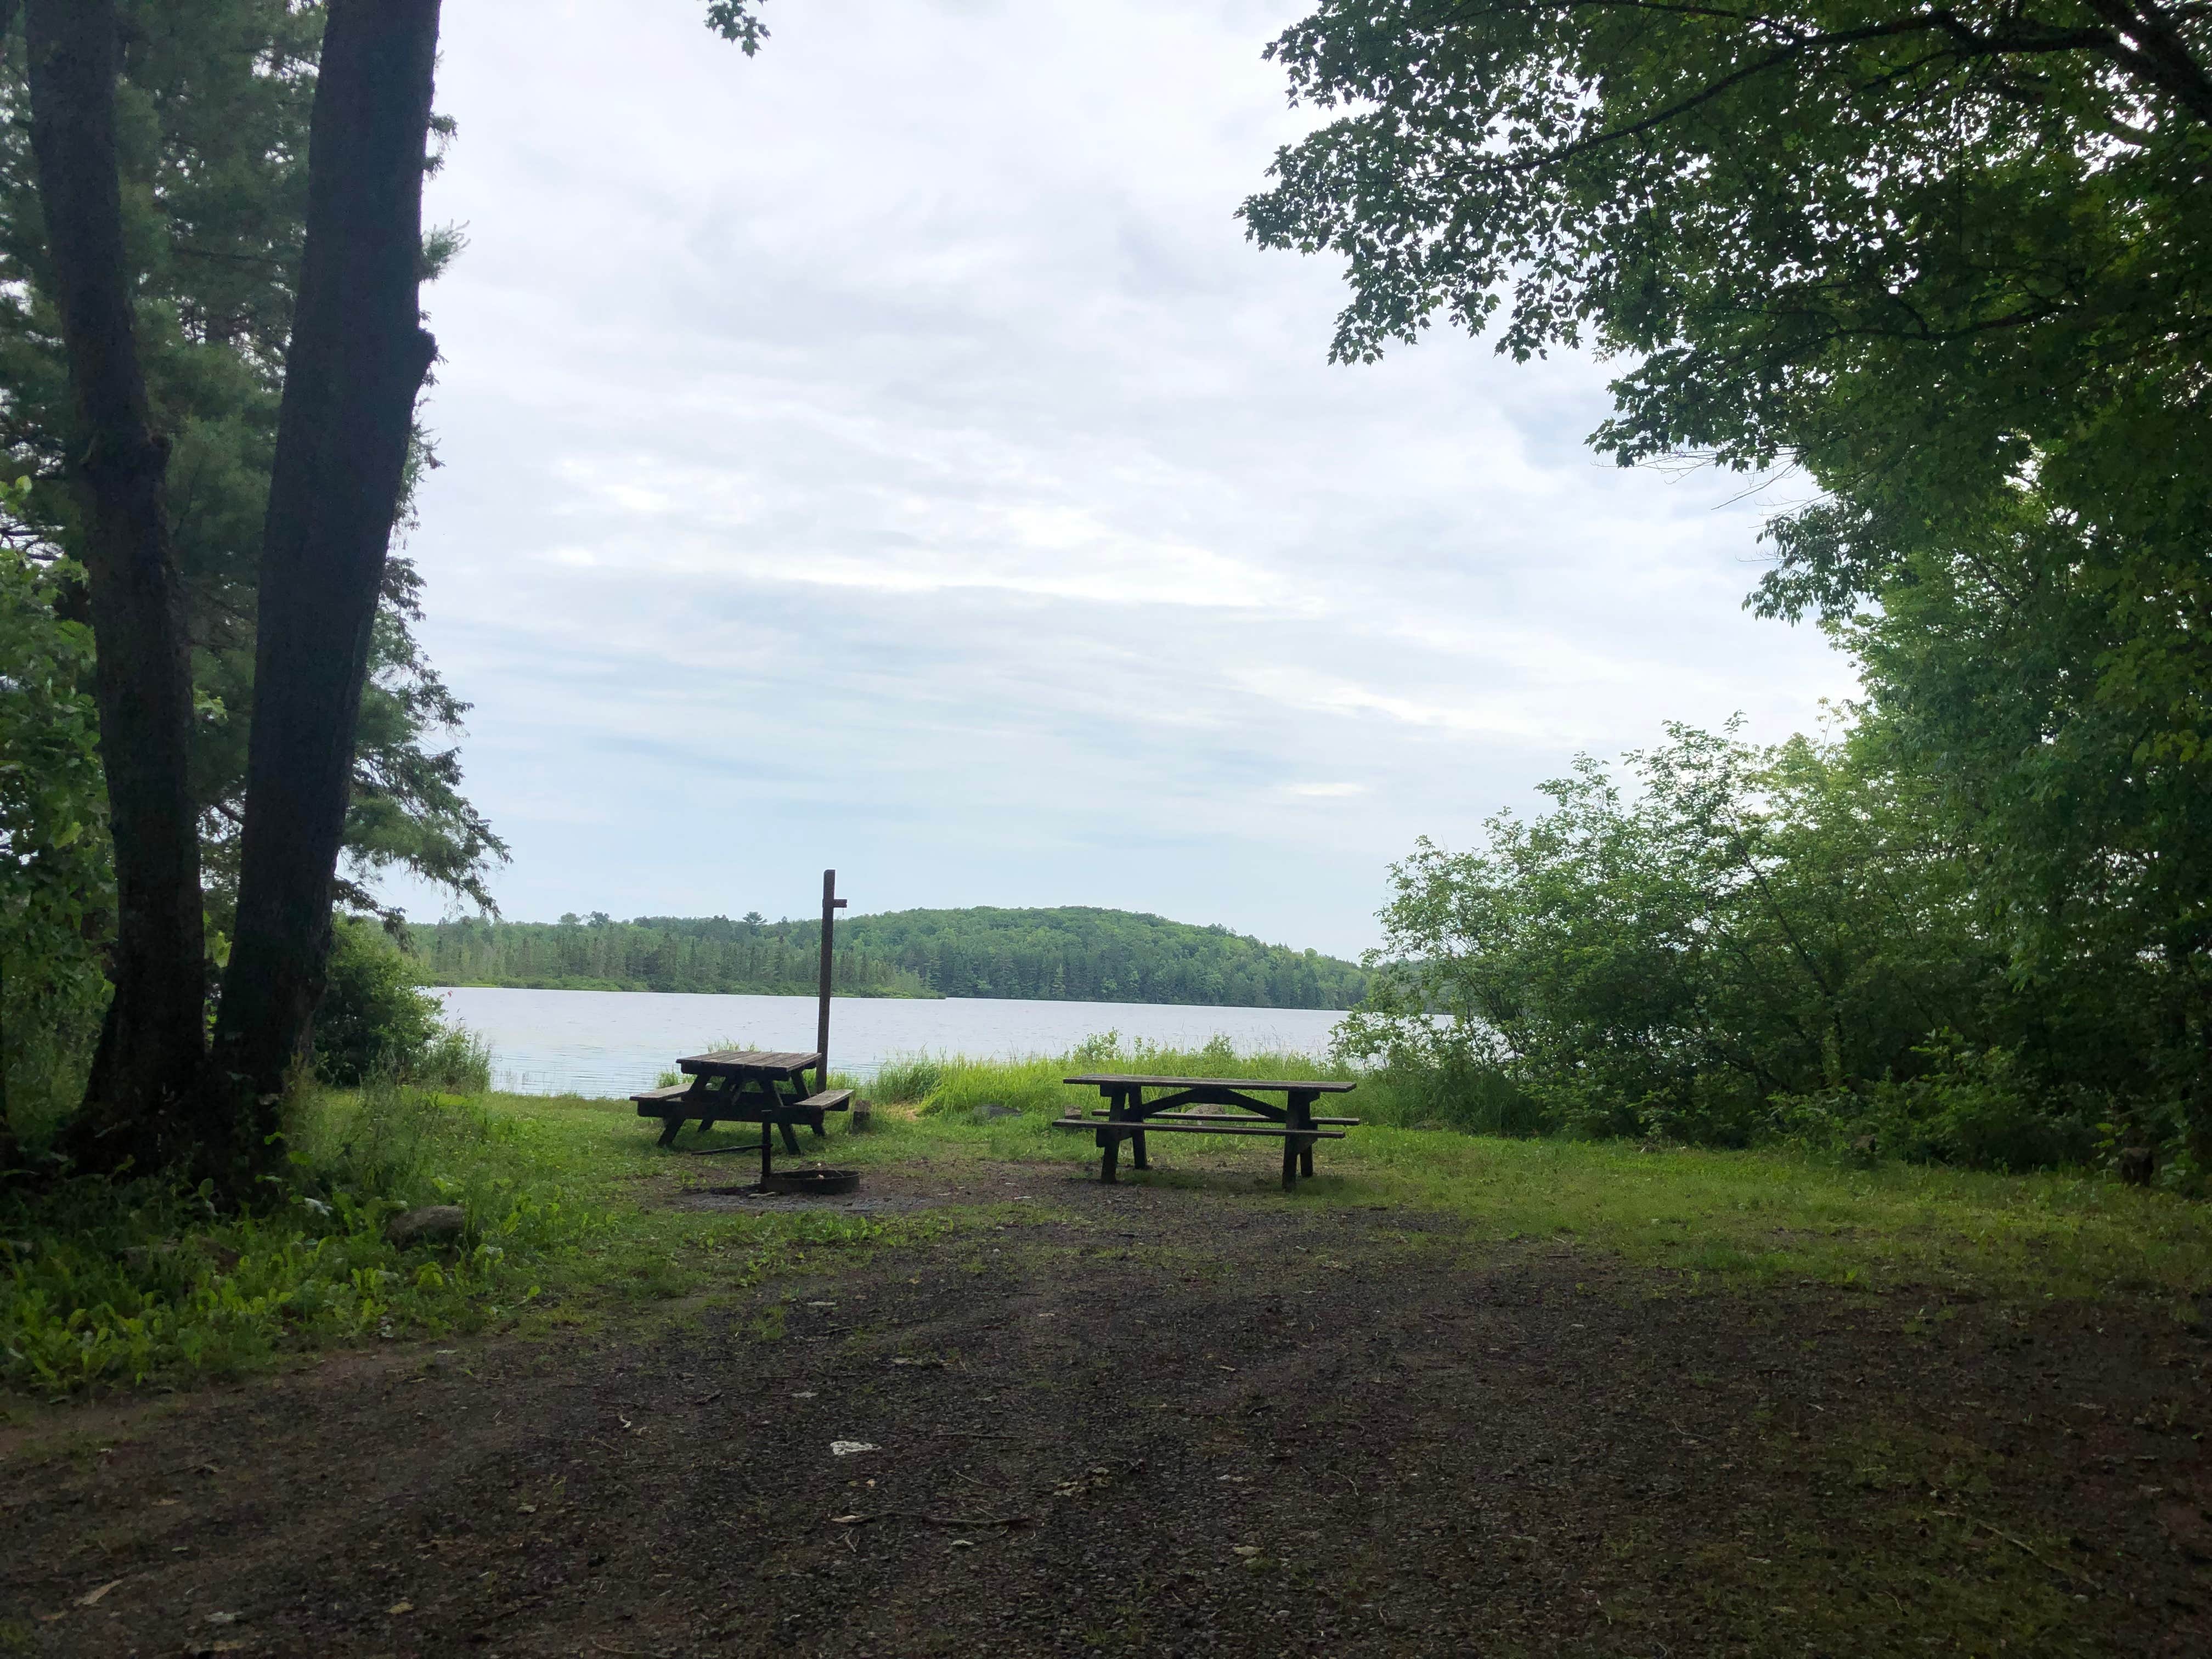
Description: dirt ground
xmin=3 ymin=1156 xmax=2208 ymax=1658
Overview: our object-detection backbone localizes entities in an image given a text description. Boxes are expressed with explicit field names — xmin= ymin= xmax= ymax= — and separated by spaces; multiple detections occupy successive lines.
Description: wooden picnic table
xmin=1048 ymin=1073 xmax=1358 ymax=1191
xmin=630 ymin=1049 xmax=853 ymax=1184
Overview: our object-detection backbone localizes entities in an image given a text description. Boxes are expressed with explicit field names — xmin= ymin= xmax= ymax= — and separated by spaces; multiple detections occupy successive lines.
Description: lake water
xmin=436 ymin=986 xmax=1348 ymax=1098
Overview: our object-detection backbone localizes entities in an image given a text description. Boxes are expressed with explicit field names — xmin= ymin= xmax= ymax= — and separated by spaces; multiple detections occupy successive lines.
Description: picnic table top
xmin=676 ymin=1049 xmax=822 ymax=1075
xmin=1063 ymin=1073 xmax=1357 ymax=1093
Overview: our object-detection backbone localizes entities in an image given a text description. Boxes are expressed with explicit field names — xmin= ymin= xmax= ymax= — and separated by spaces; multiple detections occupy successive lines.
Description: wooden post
xmin=816 ymin=868 xmax=847 ymax=1092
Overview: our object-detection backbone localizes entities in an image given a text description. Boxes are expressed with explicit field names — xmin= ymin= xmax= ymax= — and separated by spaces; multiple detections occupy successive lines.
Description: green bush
xmin=315 ymin=917 xmax=488 ymax=1090
xmin=1780 ymin=1038 xmax=2100 ymax=1173
xmin=0 ymin=537 xmax=111 ymax=1152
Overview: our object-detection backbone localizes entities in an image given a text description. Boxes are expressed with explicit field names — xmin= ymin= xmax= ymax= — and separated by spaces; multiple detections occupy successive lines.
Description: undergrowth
xmin=0 ymin=1080 xmax=588 ymax=1396
xmin=0 ymin=1077 xmax=897 ymax=1399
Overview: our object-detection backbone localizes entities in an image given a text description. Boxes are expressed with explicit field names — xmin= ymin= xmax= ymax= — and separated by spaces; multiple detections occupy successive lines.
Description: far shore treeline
xmin=415 ymin=906 xmax=1369 ymax=1009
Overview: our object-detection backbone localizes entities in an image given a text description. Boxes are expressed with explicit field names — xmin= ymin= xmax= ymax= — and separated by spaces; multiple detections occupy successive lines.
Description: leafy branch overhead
xmin=1240 ymin=0 xmax=2211 ymax=476
xmin=704 ymin=0 xmax=771 ymax=54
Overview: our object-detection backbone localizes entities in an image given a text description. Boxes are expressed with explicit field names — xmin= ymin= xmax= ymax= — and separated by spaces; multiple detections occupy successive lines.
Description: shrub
xmin=1779 ymin=1037 xmax=2100 ymax=1173
xmin=415 ymin=1023 xmax=494 ymax=1094
xmin=314 ymin=916 xmax=466 ymax=1088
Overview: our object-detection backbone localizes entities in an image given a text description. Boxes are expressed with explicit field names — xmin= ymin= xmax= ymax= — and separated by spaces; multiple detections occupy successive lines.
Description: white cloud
xmin=387 ymin=0 xmax=1857 ymax=956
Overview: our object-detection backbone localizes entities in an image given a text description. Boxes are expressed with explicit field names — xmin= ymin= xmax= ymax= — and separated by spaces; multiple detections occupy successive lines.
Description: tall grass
xmin=853 ymin=1029 xmax=1543 ymax=1133
xmin=416 ymin=1023 xmax=494 ymax=1093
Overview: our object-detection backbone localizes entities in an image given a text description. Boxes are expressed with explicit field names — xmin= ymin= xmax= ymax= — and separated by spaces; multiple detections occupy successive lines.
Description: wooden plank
xmin=1088 ymin=1119 xmax=1362 ymax=1132
xmin=1048 ymin=1118 xmax=1344 ymax=1141
xmin=1062 ymin=1073 xmax=1356 ymax=1093
xmin=678 ymin=1049 xmax=823 ymax=1073
xmin=644 ymin=1103 xmax=840 ymax=1125
xmin=797 ymin=1089 xmax=855 ymax=1110
xmin=1136 ymin=1085 xmax=1286 ymax=1118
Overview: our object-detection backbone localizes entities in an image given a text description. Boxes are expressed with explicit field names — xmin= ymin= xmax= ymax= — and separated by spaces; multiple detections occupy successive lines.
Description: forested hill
xmin=415 ymin=907 xmax=1368 ymax=1009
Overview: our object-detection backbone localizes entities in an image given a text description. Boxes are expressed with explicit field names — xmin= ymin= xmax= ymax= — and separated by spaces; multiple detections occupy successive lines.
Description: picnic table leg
xmin=1100 ymin=1127 xmax=1120 ymax=1183
xmin=1294 ymin=1091 xmax=1317 ymax=1178
xmin=1126 ymin=1086 xmax=1148 ymax=1170
xmin=1280 ymin=1137 xmax=1297 ymax=1192
xmin=779 ymin=1121 xmax=803 ymax=1154
xmin=657 ymin=1116 xmax=682 ymax=1149
xmin=760 ymin=1113 xmax=774 ymax=1186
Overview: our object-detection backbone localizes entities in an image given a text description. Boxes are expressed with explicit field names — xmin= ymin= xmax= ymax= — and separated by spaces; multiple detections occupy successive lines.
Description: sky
xmin=385 ymin=0 xmax=1858 ymax=960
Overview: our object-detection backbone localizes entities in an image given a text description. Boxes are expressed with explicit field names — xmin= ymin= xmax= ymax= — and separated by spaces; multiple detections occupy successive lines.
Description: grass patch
xmin=0 ymin=1080 xmax=978 ymax=1400
xmin=10 ymin=1035 xmax=2209 ymax=1400
xmin=836 ymin=1042 xmax=2212 ymax=1301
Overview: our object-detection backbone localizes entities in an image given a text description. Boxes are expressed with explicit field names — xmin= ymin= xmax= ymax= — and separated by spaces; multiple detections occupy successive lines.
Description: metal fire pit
xmin=757 ymin=1167 xmax=860 ymax=1197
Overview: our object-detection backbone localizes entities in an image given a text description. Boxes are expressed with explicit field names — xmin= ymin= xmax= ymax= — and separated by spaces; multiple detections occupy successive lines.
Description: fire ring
xmin=758 ymin=1167 xmax=860 ymax=1197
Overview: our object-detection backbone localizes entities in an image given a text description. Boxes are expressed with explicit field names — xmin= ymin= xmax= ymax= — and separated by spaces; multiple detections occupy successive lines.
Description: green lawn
xmin=5 ymin=1060 xmax=2207 ymax=1400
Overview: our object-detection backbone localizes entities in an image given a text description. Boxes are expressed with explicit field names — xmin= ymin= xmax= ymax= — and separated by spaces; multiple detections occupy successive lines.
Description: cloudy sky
xmin=388 ymin=0 xmax=1855 ymax=959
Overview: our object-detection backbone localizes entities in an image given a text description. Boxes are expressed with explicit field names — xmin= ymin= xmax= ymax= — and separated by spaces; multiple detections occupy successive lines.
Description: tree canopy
xmin=0 ymin=0 xmax=505 ymax=933
xmin=1250 ymin=0 xmax=2212 ymax=1174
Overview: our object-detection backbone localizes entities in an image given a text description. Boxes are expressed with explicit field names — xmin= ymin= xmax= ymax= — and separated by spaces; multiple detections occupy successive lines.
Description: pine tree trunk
xmin=207 ymin=0 xmax=442 ymax=1162
xmin=24 ymin=0 xmax=211 ymax=1175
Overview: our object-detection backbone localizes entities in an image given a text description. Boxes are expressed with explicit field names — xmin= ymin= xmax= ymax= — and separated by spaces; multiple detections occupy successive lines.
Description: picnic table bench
xmin=1049 ymin=1073 xmax=1358 ymax=1191
xmin=631 ymin=1049 xmax=852 ymax=1184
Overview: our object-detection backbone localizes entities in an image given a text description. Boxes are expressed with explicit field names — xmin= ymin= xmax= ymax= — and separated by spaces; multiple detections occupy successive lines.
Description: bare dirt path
xmin=3 ymin=1160 xmax=2207 ymax=1657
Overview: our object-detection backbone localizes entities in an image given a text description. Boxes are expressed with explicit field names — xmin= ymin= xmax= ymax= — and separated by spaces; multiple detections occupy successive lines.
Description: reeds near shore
xmin=849 ymin=1032 xmax=1543 ymax=1135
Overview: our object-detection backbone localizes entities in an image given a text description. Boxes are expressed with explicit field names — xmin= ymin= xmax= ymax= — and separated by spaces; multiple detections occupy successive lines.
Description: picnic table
xmin=630 ymin=1049 xmax=853 ymax=1184
xmin=1048 ymin=1073 xmax=1358 ymax=1190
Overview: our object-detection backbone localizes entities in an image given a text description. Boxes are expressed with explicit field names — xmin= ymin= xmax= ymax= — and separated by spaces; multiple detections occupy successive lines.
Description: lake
xmin=436 ymin=986 xmax=1348 ymax=1098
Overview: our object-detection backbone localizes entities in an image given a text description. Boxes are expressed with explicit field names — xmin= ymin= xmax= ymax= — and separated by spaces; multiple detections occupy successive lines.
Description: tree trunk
xmin=207 ymin=0 xmax=442 ymax=1162
xmin=24 ymin=0 xmax=211 ymax=1176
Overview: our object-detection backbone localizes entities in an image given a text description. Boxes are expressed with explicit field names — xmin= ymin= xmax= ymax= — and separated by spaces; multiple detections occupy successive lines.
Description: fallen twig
xmin=1970 ymin=1517 xmax=2100 ymax=1591
xmin=830 ymin=1510 xmax=1037 ymax=1529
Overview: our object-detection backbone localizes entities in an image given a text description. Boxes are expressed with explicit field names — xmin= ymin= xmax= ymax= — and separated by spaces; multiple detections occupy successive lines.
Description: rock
xmin=385 ymin=1205 xmax=469 ymax=1248
xmin=2118 ymin=1146 xmax=2155 ymax=1186
xmin=849 ymin=1098 xmax=874 ymax=1134
xmin=970 ymin=1102 xmax=1022 ymax=1123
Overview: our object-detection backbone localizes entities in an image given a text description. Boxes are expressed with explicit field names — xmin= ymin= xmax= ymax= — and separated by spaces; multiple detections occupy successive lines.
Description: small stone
xmin=385 ymin=1206 xmax=467 ymax=1248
